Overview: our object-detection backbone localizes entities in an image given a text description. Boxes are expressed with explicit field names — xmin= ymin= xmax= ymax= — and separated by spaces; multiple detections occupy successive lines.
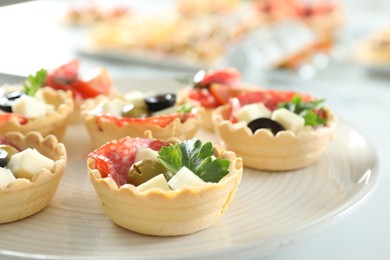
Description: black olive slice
xmin=144 ymin=93 xmax=176 ymax=112
xmin=6 ymin=91 xmax=24 ymax=101
xmin=0 ymin=91 xmax=25 ymax=113
xmin=0 ymin=149 xmax=8 ymax=168
xmin=247 ymin=118 xmax=285 ymax=135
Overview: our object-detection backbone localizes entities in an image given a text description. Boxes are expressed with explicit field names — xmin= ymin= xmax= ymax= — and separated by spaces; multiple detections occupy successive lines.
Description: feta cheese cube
xmin=124 ymin=91 xmax=146 ymax=108
xmin=235 ymin=103 xmax=272 ymax=123
xmin=168 ymin=166 xmax=205 ymax=190
xmin=12 ymin=96 xmax=49 ymax=118
xmin=7 ymin=148 xmax=54 ymax=180
xmin=0 ymin=167 xmax=16 ymax=188
xmin=102 ymin=98 xmax=128 ymax=117
xmin=271 ymin=108 xmax=304 ymax=133
xmin=134 ymin=148 xmax=159 ymax=163
xmin=136 ymin=174 xmax=170 ymax=192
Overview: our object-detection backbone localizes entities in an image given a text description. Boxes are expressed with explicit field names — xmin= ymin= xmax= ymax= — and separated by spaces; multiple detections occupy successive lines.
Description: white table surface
xmin=0 ymin=1 xmax=389 ymax=259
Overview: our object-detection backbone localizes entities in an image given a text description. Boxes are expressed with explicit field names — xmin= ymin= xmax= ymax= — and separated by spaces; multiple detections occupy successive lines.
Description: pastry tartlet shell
xmin=87 ymin=146 xmax=242 ymax=236
xmin=0 ymin=132 xmax=67 ymax=224
xmin=81 ymin=95 xmax=202 ymax=148
xmin=0 ymin=87 xmax=73 ymax=141
xmin=212 ymin=104 xmax=336 ymax=171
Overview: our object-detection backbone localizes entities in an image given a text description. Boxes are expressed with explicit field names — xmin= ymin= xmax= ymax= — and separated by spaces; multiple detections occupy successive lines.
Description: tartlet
xmin=87 ymin=136 xmax=243 ymax=236
xmin=81 ymin=94 xmax=202 ymax=148
xmin=0 ymin=131 xmax=67 ymax=224
xmin=212 ymin=90 xmax=336 ymax=171
xmin=0 ymin=87 xmax=74 ymax=141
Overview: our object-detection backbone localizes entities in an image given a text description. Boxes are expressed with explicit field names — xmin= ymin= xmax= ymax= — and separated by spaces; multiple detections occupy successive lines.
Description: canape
xmin=0 ymin=131 xmax=67 ymax=224
xmin=87 ymin=134 xmax=242 ymax=236
xmin=0 ymin=83 xmax=73 ymax=141
xmin=212 ymin=89 xmax=336 ymax=171
xmin=81 ymin=91 xmax=202 ymax=147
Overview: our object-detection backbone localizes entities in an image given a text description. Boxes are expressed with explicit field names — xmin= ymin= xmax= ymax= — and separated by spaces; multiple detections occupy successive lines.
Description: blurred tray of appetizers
xmin=71 ymin=0 xmax=343 ymax=72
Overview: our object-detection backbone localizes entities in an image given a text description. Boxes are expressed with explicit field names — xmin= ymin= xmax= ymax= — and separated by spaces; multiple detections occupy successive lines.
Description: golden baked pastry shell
xmin=0 ymin=87 xmax=73 ymax=141
xmin=212 ymin=104 xmax=336 ymax=171
xmin=87 ymin=148 xmax=242 ymax=236
xmin=0 ymin=132 xmax=67 ymax=224
xmin=81 ymin=96 xmax=202 ymax=148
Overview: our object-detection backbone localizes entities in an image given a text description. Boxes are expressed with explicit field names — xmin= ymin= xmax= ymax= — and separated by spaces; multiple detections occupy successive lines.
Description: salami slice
xmin=235 ymin=90 xmax=312 ymax=111
xmin=89 ymin=137 xmax=169 ymax=186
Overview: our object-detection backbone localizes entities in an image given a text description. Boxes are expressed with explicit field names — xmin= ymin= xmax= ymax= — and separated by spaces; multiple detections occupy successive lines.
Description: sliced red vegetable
xmin=188 ymin=88 xmax=219 ymax=108
xmin=196 ymin=68 xmax=241 ymax=89
xmin=0 ymin=114 xmax=28 ymax=125
xmin=72 ymin=67 xmax=111 ymax=99
xmin=45 ymin=60 xmax=112 ymax=100
xmin=209 ymin=83 xmax=243 ymax=105
xmin=89 ymin=137 xmax=169 ymax=186
xmin=97 ymin=113 xmax=195 ymax=128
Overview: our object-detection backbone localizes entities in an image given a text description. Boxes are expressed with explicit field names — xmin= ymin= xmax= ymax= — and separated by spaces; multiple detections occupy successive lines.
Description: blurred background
xmin=1 ymin=0 xmax=390 ymax=83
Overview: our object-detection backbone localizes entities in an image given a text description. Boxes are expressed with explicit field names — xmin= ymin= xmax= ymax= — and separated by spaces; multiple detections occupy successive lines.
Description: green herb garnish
xmin=278 ymin=95 xmax=326 ymax=126
xmin=158 ymin=139 xmax=230 ymax=183
xmin=176 ymin=103 xmax=193 ymax=113
xmin=23 ymin=68 xmax=47 ymax=96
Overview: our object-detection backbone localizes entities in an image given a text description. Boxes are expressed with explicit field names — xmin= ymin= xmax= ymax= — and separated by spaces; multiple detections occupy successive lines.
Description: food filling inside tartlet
xmin=89 ymin=137 xmax=231 ymax=191
xmin=186 ymin=68 xmax=245 ymax=109
xmin=226 ymin=90 xmax=330 ymax=135
xmin=0 ymin=70 xmax=68 ymax=125
xmin=0 ymin=137 xmax=54 ymax=189
xmin=45 ymin=60 xmax=112 ymax=103
xmin=88 ymin=92 xmax=199 ymax=128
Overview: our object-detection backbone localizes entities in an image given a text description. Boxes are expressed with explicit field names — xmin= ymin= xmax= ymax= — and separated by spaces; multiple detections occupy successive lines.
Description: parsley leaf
xmin=158 ymin=139 xmax=230 ymax=183
xmin=176 ymin=103 xmax=193 ymax=113
xmin=278 ymin=95 xmax=326 ymax=126
xmin=23 ymin=69 xmax=47 ymax=96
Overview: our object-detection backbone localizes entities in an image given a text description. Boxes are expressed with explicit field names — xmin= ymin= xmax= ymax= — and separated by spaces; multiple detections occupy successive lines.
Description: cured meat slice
xmin=89 ymin=137 xmax=169 ymax=186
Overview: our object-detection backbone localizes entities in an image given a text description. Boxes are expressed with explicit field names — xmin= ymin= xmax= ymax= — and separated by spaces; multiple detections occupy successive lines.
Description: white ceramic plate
xmin=0 ymin=83 xmax=379 ymax=260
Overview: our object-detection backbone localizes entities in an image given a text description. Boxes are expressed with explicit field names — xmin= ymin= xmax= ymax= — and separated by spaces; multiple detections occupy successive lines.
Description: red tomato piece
xmin=73 ymin=67 xmax=112 ymax=99
xmin=188 ymin=88 xmax=219 ymax=108
xmin=209 ymin=83 xmax=243 ymax=105
xmin=89 ymin=137 xmax=169 ymax=186
xmin=197 ymin=68 xmax=241 ymax=89
xmin=45 ymin=60 xmax=112 ymax=100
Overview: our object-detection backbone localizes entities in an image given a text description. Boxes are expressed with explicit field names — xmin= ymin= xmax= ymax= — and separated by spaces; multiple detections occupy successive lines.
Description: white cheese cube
xmin=124 ymin=91 xmax=146 ymax=108
xmin=0 ymin=167 xmax=16 ymax=188
xmin=271 ymin=108 xmax=304 ymax=133
xmin=134 ymin=148 xmax=159 ymax=163
xmin=136 ymin=174 xmax=170 ymax=192
xmin=7 ymin=148 xmax=54 ymax=180
xmin=168 ymin=166 xmax=205 ymax=190
xmin=235 ymin=103 xmax=272 ymax=123
xmin=102 ymin=98 xmax=128 ymax=117
xmin=12 ymin=96 xmax=49 ymax=118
